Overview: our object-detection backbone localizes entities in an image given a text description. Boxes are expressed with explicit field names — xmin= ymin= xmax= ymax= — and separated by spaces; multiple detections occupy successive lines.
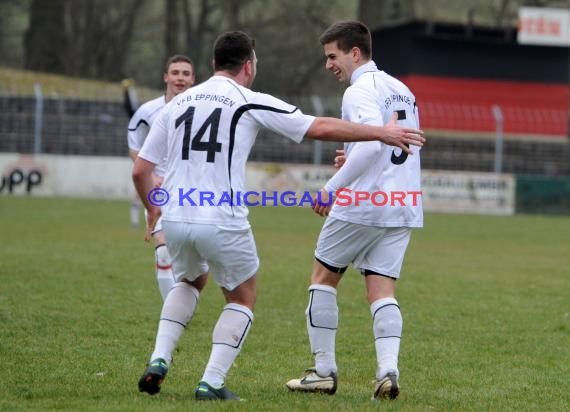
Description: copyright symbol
xmin=148 ymin=188 xmax=169 ymax=206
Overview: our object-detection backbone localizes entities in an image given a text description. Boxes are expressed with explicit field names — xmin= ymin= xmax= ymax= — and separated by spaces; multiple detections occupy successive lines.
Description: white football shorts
xmin=315 ymin=217 xmax=412 ymax=279
xmin=162 ymin=221 xmax=259 ymax=291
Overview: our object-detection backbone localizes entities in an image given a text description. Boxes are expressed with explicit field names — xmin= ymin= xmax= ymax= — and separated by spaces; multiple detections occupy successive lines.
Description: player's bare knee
xmin=221 ymin=275 xmax=256 ymax=309
xmin=365 ymin=272 xmax=396 ymax=303
xmin=182 ymin=273 xmax=208 ymax=293
xmin=225 ymin=294 xmax=256 ymax=310
xmin=312 ymin=258 xmax=345 ymax=286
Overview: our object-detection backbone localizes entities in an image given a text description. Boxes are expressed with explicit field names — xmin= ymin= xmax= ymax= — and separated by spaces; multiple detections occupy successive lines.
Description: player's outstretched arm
xmin=305 ymin=115 xmax=424 ymax=154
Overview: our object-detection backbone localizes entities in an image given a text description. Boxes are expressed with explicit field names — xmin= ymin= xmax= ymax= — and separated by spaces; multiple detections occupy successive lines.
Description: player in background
xmin=286 ymin=21 xmax=423 ymax=400
xmin=127 ymin=55 xmax=202 ymax=300
xmin=133 ymin=31 xmax=424 ymax=401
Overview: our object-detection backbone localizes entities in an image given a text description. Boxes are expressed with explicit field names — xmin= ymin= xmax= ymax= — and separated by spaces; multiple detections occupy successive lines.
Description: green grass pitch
xmin=1 ymin=196 xmax=568 ymax=411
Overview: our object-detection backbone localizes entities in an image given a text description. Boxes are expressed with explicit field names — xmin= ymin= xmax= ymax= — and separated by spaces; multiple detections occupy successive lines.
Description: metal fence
xmin=1 ymin=88 xmax=569 ymax=177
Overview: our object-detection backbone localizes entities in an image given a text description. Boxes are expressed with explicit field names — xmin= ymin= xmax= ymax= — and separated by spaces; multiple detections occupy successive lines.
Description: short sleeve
xmin=138 ymin=109 xmax=168 ymax=166
xmin=248 ymin=93 xmax=315 ymax=143
xmin=342 ymin=85 xmax=384 ymax=127
xmin=127 ymin=108 xmax=150 ymax=151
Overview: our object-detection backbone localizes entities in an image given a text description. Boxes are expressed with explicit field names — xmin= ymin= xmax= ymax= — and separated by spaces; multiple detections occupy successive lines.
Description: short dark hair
xmin=213 ymin=31 xmax=255 ymax=75
xmin=163 ymin=55 xmax=194 ymax=74
xmin=319 ymin=20 xmax=371 ymax=59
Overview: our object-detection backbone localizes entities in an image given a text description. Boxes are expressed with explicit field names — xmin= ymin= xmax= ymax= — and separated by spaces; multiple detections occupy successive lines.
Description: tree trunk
xmin=182 ymin=0 xmax=218 ymax=80
xmin=227 ymin=0 xmax=241 ymax=29
xmin=495 ymin=0 xmax=511 ymax=28
xmin=108 ymin=0 xmax=145 ymax=80
xmin=358 ymin=0 xmax=415 ymax=30
xmin=24 ymin=0 xmax=68 ymax=73
xmin=165 ymin=0 xmax=180 ymax=59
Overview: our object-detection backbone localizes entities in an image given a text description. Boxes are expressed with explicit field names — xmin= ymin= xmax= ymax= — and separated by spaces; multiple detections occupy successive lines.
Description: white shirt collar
xmin=350 ymin=60 xmax=378 ymax=85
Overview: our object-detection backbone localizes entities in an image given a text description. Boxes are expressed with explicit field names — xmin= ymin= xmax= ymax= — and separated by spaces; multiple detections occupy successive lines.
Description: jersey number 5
xmin=391 ymin=109 xmax=409 ymax=165
xmin=176 ymin=106 xmax=222 ymax=163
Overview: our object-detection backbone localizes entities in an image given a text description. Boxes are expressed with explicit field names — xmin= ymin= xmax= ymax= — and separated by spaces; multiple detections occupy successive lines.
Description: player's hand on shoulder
xmin=382 ymin=113 xmax=425 ymax=155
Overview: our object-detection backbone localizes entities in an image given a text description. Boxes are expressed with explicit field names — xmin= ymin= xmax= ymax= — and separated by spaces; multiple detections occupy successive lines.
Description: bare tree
xmin=165 ymin=0 xmax=180 ymax=59
xmin=358 ymin=0 xmax=415 ymax=29
xmin=181 ymin=0 xmax=223 ymax=80
xmin=495 ymin=0 xmax=512 ymax=27
xmin=417 ymin=0 xmax=570 ymax=27
xmin=24 ymin=0 xmax=67 ymax=73
xmin=227 ymin=0 xmax=241 ymax=29
xmin=24 ymin=0 xmax=145 ymax=80
xmin=13 ymin=0 xmax=570 ymax=91
xmin=1 ymin=0 xmax=31 ymax=68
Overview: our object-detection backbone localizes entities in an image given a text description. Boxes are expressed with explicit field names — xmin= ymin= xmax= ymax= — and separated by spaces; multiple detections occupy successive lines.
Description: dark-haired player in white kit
xmin=127 ymin=55 xmax=206 ymax=300
xmin=286 ymin=21 xmax=423 ymax=400
xmin=133 ymin=30 xmax=424 ymax=401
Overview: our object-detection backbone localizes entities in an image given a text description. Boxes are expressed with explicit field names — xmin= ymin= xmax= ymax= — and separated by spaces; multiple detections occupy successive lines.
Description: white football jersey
xmin=325 ymin=61 xmax=423 ymax=228
xmin=127 ymin=95 xmax=167 ymax=176
xmin=139 ymin=75 xmax=315 ymax=228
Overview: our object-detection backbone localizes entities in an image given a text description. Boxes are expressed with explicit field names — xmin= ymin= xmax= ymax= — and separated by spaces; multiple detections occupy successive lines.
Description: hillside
xmin=0 ymin=67 xmax=160 ymax=101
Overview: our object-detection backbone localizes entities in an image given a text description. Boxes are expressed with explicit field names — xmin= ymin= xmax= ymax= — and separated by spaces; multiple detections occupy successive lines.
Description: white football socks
xmin=371 ymin=297 xmax=402 ymax=379
xmin=155 ymin=244 xmax=175 ymax=300
xmin=306 ymin=284 xmax=338 ymax=377
xmin=151 ymin=282 xmax=200 ymax=364
xmin=201 ymin=303 xmax=254 ymax=388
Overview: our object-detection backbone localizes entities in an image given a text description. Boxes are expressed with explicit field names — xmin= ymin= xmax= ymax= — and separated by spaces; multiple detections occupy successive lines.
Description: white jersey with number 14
xmin=139 ymin=75 xmax=315 ymax=228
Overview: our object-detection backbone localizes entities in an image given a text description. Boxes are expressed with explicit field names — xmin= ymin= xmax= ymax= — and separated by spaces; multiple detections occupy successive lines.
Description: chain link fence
xmin=1 ymin=87 xmax=569 ymax=177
